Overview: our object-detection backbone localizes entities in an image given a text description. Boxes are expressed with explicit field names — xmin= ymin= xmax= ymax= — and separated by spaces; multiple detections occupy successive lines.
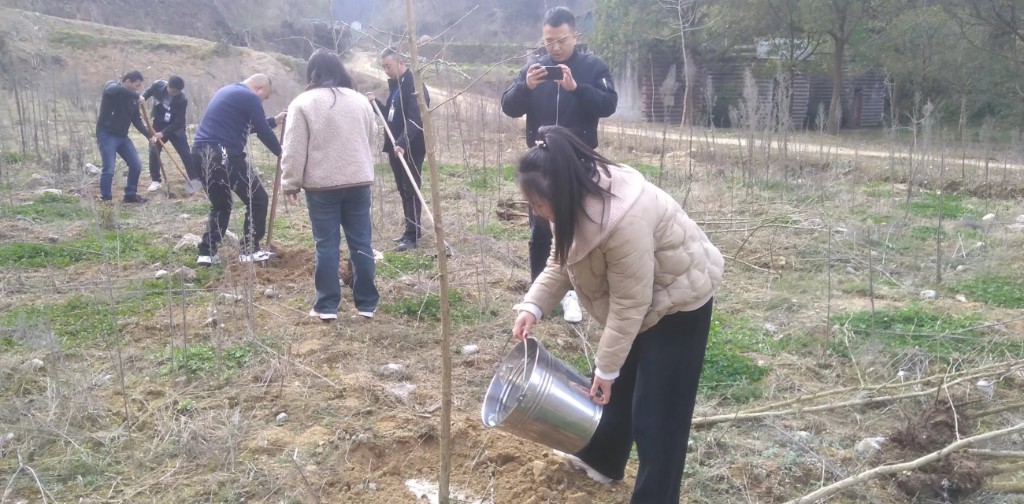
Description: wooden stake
xmin=266 ymin=117 xmax=286 ymax=250
xmin=402 ymin=2 xmax=452 ymax=501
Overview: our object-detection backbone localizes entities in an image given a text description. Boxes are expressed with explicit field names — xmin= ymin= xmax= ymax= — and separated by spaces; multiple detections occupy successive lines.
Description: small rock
xmin=955 ymin=294 xmax=968 ymax=303
xmin=976 ymin=379 xmax=995 ymax=397
xmin=155 ymin=270 xmax=169 ymax=279
xmin=173 ymin=233 xmax=202 ymax=251
xmin=763 ymin=323 xmax=778 ymax=335
xmin=387 ymin=382 xmax=417 ymax=402
xmin=275 ymin=412 xmax=288 ymax=425
xmin=203 ymin=317 xmax=219 ymax=327
xmin=982 ymin=213 xmax=996 ymax=222
xmin=217 ymin=293 xmax=243 ymax=303
xmin=919 ymin=290 xmax=937 ymax=300
xmin=972 ymin=241 xmax=986 ymax=250
xmin=26 ymin=173 xmax=49 ymax=189
xmin=47 ymin=235 xmax=59 ymax=243
xmin=92 ymin=374 xmax=113 ymax=386
xmin=263 ymin=287 xmax=279 ymax=299
xmin=354 ymin=433 xmax=370 ymax=443
xmin=40 ymin=188 xmax=62 ymax=196
xmin=117 ymin=318 xmax=138 ymax=327
xmin=566 ymin=493 xmax=591 ymax=504
xmin=531 ymin=460 xmax=547 ymax=479
xmin=794 ymin=431 xmax=812 ymax=441
xmin=178 ymin=214 xmax=189 ymax=220
xmin=955 ymin=265 xmax=967 ymax=272
xmin=173 ymin=266 xmax=196 ymax=282
xmin=223 ymin=230 xmax=239 ymax=244
xmin=380 ymin=363 xmax=407 ymax=376
xmin=845 ymin=266 xmax=858 ymax=274
xmin=855 ymin=436 xmax=886 ymax=456
xmin=460 ymin=344 xmax=479 ymax=355
xmin=1016 ymin=215 xmax=1024 ymax=224
xmin=21 ymin=358 xmax=45 ymax=372
xmin=373 ymin=249 xmax=384 ymax=262
xmin=84 ymin=163 xmax=102 ymax=175
xmin=367 ymin=482 xmax=377 ymax=491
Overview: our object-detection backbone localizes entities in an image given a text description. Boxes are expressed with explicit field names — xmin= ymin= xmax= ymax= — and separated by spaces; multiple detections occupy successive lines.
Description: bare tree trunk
xmin=403 ymin=1 xmax=453 ymax=502
xmin=827 ymin=36 xmax=844 ymax=135
xmin=679 ymin=13 xmax=695 ymax=127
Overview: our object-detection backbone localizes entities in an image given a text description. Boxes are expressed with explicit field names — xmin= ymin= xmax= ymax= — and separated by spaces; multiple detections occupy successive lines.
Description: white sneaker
xmin=147 ymin=181 xmax=162 ymax=192
xmin=553 ymin=450 xmax=613 ymax=484
xmin=308 ymin=309 xmax=337 ymax=321
xmin=354 ymin=311 xmax=375 ymax=319
xmin=238 ymin=250 xmax=278 ymax=263
xmin=196 ymin=255 xmax=221 ymax=266
xmin=561 ymin=291 xmax=583 ymax=323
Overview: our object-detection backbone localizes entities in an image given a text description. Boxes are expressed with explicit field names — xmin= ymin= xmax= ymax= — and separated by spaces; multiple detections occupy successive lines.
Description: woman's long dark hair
xmin=517 ymin=125 xmax=617 ymax=266
xmin=305 ymin=49 xmax=355 ymax=105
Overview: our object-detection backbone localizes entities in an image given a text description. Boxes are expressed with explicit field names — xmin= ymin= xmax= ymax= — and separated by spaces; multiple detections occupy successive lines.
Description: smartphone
xmin=542 ymin=65 xmax=564 ymax=81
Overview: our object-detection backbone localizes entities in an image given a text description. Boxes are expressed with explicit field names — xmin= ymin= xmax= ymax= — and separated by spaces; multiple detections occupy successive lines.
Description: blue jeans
xmin=305 ymin=187 xmax=379 ymax=315
xmin=96 ymin=130 xmax=143 ymax=200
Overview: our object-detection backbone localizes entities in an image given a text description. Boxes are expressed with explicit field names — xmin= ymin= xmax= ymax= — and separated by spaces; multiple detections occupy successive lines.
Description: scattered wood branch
xmin=784 ymin=422 xmax=1024 ymax=504
xmin=974 ymin=401 xmax=1024 ymax=420
xmin=966 ymin=449 xmax=1024 ymax=459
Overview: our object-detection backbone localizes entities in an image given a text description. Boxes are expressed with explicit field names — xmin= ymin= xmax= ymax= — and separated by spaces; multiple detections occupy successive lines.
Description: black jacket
xmin=142 ymin=80 xmax=188 ymax=137
xmin=95 ymin=81 xmax=149 ymax=137
xmin=501 ymin=49 xmax=617 ymax=148
xmin=372 ymin=68 xmax=430 ymax=157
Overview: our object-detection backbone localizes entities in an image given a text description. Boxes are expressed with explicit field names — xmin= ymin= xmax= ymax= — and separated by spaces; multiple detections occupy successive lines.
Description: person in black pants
xmin=141 ymin=76 xmax=201 ymax=194
xmin=512 ymin=126 xmax=724 ymax=503
xmin=367 ymin=47 xmax=429 ymax=252
xmin=191 ymin=74 xmax=286 ymax=265
xmin=501 ymin=6 xmax=617 ymax=322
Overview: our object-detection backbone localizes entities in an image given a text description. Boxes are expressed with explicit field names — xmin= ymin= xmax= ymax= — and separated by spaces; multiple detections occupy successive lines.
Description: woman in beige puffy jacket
xmin=281 ymin=49 xmax=379 ymax=322
xmin=512 ymin=125 xmax=724 ymax=503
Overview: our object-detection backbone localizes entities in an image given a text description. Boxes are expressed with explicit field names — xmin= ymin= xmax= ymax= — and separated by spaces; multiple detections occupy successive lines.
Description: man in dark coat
xmin=142 ymin=75 xmax=201 ymax=194
xmin=367 ymin=48 xmax=430 ymax=252
xmin=501 ymin=6 xmax=618 ymax=322
xmin=95 ymin=70 xmax=150 ymax=203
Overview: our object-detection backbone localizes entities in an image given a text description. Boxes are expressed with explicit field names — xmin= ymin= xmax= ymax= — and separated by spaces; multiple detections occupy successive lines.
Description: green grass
xmin=160 ymin=340 xmax=263 ymax=377
xmin=1 ymin=291 xmax=160 ymax=348
xmin=906 ymin=192 xmax=976 ymax=219
xmin=953 ymin=275 xmax=1024 ymax=308
xmin=910 ymin=225 xmax=946 ymax=241
xmin=699 ymin=313 xmax=771 ymax=402
xmin=478 ymin=221 xmax=530 ymax=240
xmin=629 ymin=162 xmax=664 ymax=180
xmin=2 ymin=193 xmax=87 ymax=221
xmin=0 ymin=231 xmax=195 ymax=268
xmin=0 ymin=231 xmax=154 ymax=268
xmin=382 ymin=289 xmax=494 ymax=325
xmin=835 ymin=304 xmax=1015 ymax=358
xmin=2 ymin=151 xmax=23 ymax=164
xmin=378 ymin=251 xmax=436 ymax=279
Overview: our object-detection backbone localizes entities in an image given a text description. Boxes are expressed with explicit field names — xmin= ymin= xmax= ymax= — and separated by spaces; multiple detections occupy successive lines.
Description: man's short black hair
xmin=168 ymin=75 xmax=185 ymax=91
xmin=543 ymin=6 xmax=576 ymax=30
xmin=121 ymin=70 xmax=144 ymax=83
xmin=380 ymin=47 xmax=404 ymax=62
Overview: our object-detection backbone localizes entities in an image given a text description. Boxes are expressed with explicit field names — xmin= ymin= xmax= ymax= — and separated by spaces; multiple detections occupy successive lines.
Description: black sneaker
xmin=123 ymin=194 xmax=147 ymax=204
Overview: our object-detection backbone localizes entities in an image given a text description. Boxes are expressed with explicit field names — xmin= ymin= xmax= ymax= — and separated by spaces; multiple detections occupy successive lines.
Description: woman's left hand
xmin=590 ymin=376 xmax=613 ymax=405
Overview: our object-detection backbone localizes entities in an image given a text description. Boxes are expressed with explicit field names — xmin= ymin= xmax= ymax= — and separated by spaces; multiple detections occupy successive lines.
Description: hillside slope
xmin=0 ymin=7 xmax=306 ymax=116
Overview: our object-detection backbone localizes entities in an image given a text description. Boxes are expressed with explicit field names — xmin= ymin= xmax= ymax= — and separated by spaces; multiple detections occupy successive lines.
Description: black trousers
xmin=388 ymin=149 xmax=423 ymax=241
xmin=149 ymin=129 xmax=194 ymax=182
xmin=575 ymin=298 xmax=713 ymax=503
xmin=193 ymin=145 xmax=267 ymax=256
xmin=528 ymin=209 xmax=552 ymax=281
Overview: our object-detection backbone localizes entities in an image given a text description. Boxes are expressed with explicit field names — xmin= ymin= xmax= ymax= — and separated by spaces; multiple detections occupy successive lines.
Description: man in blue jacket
xmin=501 ymin=6 xmax=618 ymax=322
xmin=95 ymin=70 xmax=150 ymax=203
xmin=367 ymin=48 xmax=430 ymax=252
xmin=191 ymin=74 xmax=286 ymax=265
xmin=142 ymin=76 xmax=201 ymax=194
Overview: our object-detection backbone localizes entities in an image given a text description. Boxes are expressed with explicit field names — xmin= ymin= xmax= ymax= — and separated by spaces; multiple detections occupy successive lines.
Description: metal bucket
xmin=481 ymin=337 xmax=602 ymax=453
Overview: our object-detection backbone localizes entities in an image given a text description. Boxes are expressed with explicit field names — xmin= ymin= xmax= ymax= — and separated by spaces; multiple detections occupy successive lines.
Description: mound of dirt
xmin=886 ymin=401 xmax=985 ymax=501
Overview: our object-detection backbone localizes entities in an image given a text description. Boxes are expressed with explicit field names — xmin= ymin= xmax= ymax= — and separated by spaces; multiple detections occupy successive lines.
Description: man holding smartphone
xmin=501 ymin=5 xmax=618 ymax=322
